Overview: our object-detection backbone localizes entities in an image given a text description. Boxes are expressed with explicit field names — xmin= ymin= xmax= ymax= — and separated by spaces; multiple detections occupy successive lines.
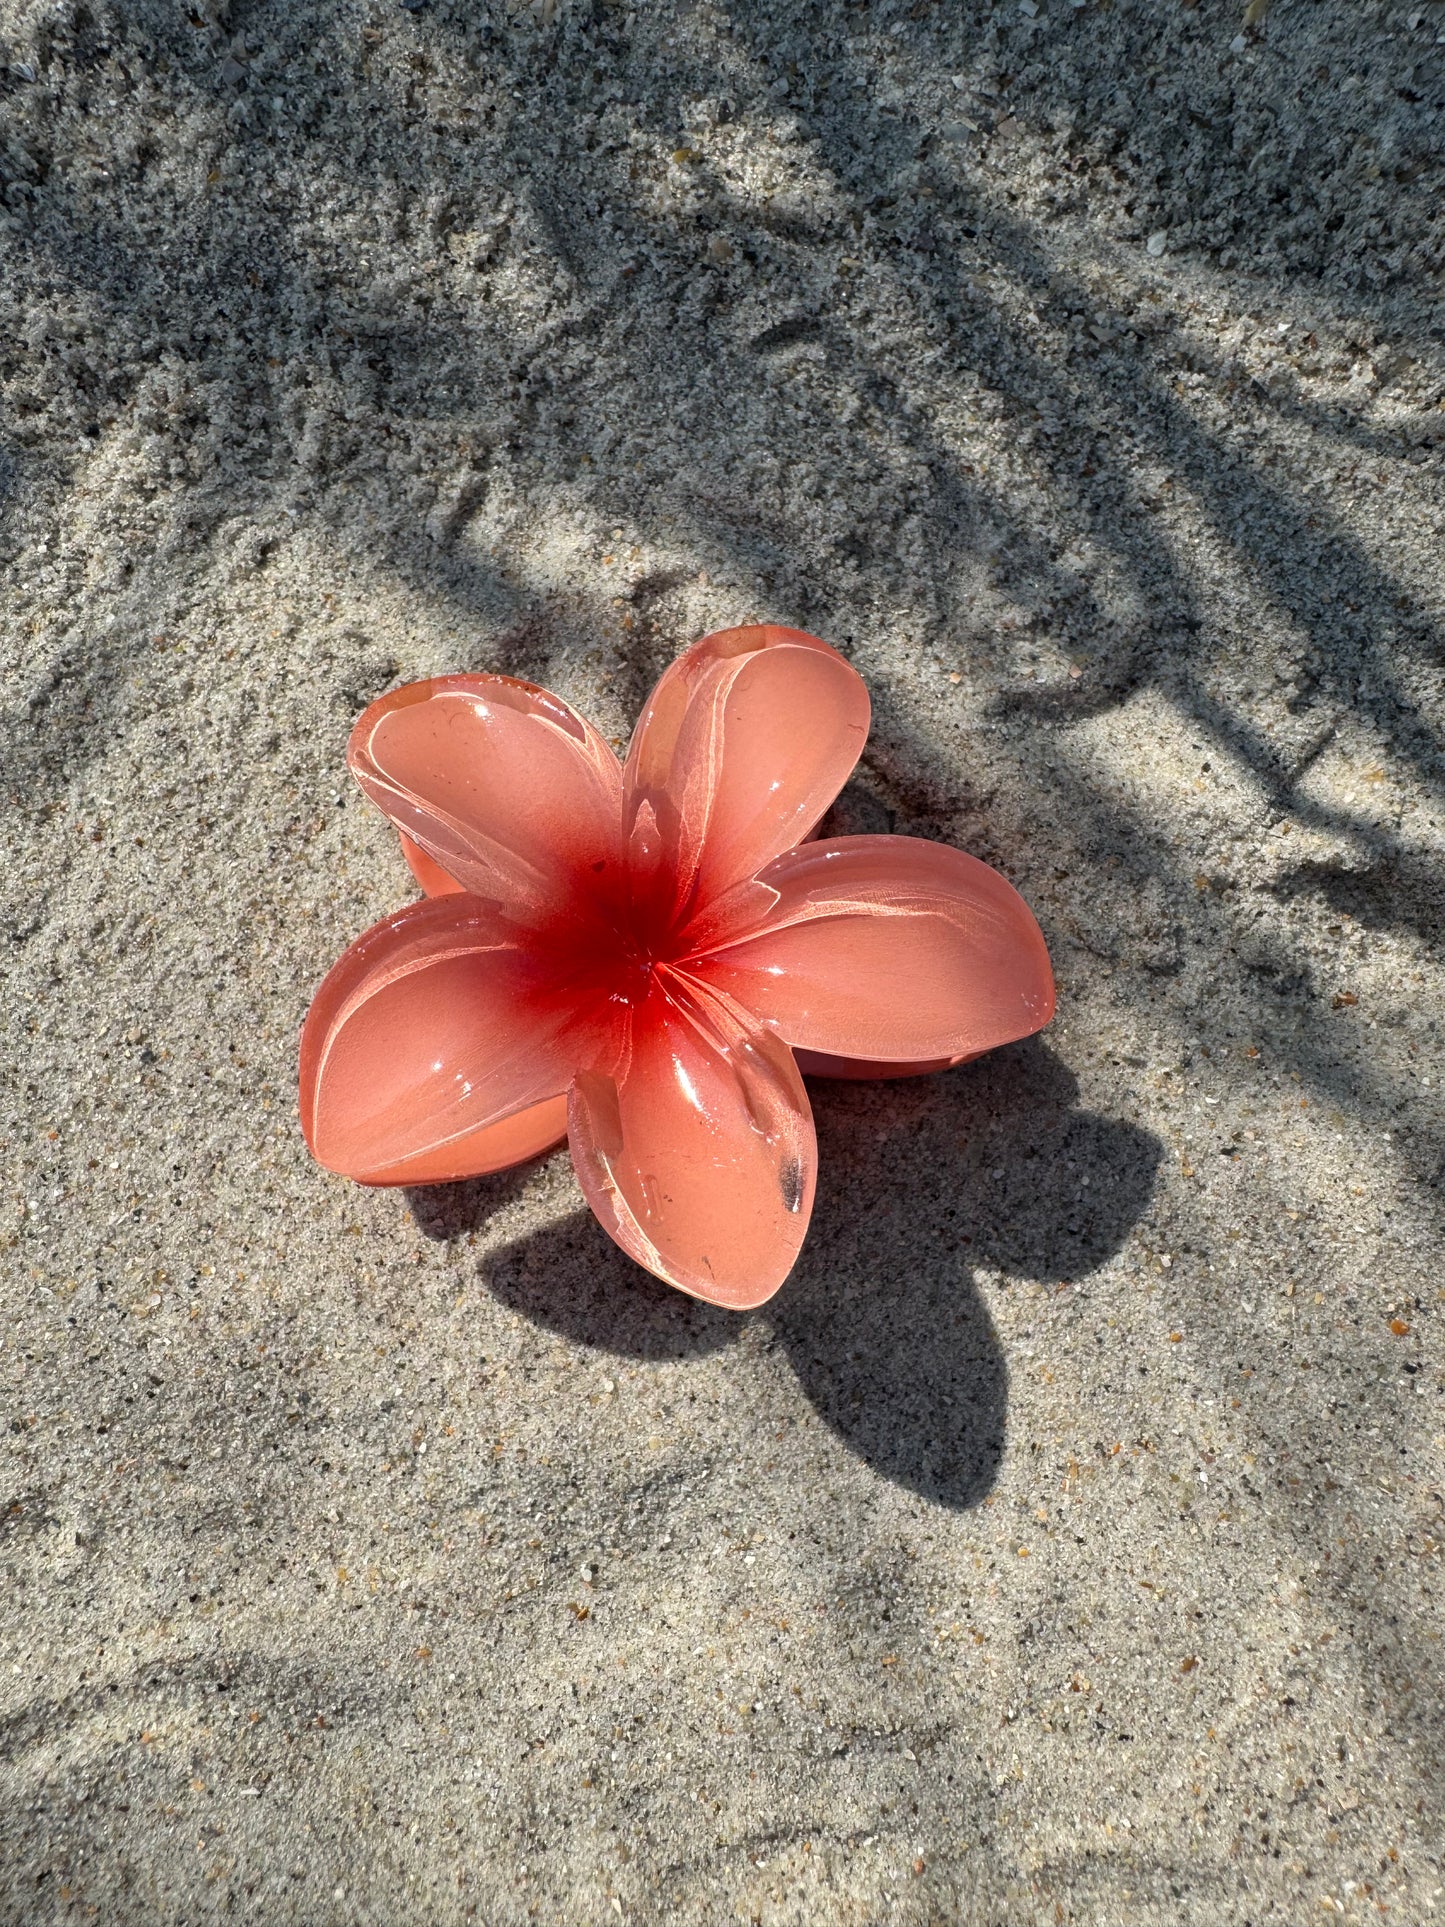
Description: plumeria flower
xmin=300 ymin=626 xmax=1054 ymax=1308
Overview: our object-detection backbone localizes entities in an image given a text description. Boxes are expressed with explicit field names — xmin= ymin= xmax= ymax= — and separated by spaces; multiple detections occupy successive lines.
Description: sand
xmin=2 ymin=0 xmax=1443 ymax=1920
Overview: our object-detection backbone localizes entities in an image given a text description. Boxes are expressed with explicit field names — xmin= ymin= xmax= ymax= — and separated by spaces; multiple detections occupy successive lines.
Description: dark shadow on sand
xmin=406 ymin=1039 xmax=1160 ymax=1509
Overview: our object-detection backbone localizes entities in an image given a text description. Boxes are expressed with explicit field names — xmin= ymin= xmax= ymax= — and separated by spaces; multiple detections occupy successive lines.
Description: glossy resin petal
xmin=400 ymin=832 xmax=465 ymax=898
xmin=347 ymin=1095 xmax=570 ymax=1188
xmin=300 ymin=894 xmax=607 ymax=1184
xmin=622 ymin=626 xmax=869 ymax=930
xmin=567 ymin=972 xmax=817 ymax=1309
xmin=792 ymin=1048 xmax=973 ymax=1080
xmin=687 ymin=835 xmax=1055 ymax=1064
xmin=349 ymin=675 xmax=624 ymax=926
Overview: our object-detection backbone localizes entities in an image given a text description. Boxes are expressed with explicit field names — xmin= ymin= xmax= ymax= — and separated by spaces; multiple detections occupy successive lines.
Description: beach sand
xmin=2 ymin=0 xmax=1442 ymax=1919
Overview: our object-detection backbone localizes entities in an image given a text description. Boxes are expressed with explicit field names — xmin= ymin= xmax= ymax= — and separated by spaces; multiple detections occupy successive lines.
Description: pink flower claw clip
xmin=299 ymin=626 xmax=1055 ymax=1309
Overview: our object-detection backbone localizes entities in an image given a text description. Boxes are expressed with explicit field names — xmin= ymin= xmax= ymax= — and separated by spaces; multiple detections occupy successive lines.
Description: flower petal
xmin=349 ymin=676 xmax=624 ymax=926
xmin=623 ymin=626 xmax=869 ymax=927
xmin=400 ymin=833 xmax=465 ymax=898
xmin=348 ymin=1096 xmax=569 ymax=1188
xmin=300 ymin=894 xmax=605 ymax=1183
xmin=688 ymin=835 xmax=1055 ymax=1063
xmin=567 ymin=972 xmax=816 ymax=1309
xmin=793 ymin=1048 xmax=969 ymax=1080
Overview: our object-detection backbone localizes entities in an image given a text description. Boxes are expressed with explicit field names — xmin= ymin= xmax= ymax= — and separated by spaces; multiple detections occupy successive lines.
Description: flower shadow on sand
xmin=408 ymin=1038 xmax=1160 ymax=1509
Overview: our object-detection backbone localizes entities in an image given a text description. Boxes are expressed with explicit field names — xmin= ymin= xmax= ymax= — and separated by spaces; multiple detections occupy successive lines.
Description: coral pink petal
xmin=793 ymin=1048 xmax=969 ymax=1080
xmin=688 ymin=836 xmax=1055 ymax=1063
xmin=567 ymin=972 xmax=816 ymax=1310
xmin=350 ymin=1095 xmax=569 ymax=1187
xmin=400 ymin=833 xmax=465 ymax=898
xmin=349 ymin=676 xmax=624 ymax=927
xmin=623 ymin=626 xmax=869 ymax=926
xmin=300 ymin=894 xmax=607 ymax=1183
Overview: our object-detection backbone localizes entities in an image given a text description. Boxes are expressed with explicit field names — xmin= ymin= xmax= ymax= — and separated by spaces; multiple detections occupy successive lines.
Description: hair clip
xmin=300 ymin=626 xmax=1053 ymax=1306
